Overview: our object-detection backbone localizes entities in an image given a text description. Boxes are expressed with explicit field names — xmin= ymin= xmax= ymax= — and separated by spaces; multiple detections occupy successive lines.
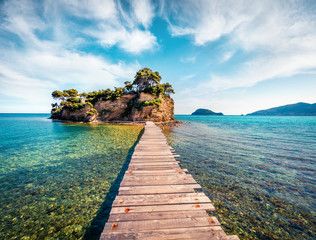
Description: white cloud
xmin=77 ymin=0 xmax=158 ymax=54
xmin=1 ymin=0 xmax=48 ymax=48
xmin=220 ymin=51 xmax=235 ymax=63
xmin=89 ymin=25 xmax=157 ymax=54
xmin=5 ymin=0 xmax=158 ymax=54
xmin=130 ymin=0 xmax=155 ymax=28
xmin=166 ymin=0 xmax=252 ymax=45
xmin=163 ymin=0 xmax=316 ymax=90
xmin=60 ymin=0 xmax=118 ymax=20
xmin=174 ymin=72 xmax=316 ymax=115
xmin=0 ymin=47 xmax=140 ymax=112
xmin=0 ymin=0 xmax=144 ymax=112
xmin=202 ymin=50 xmax=316 ymax=91
xmin=120 ymin=29 xmax=157 ymax=54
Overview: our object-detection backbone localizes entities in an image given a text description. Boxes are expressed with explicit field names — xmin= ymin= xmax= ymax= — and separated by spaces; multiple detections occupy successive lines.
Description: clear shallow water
xmin=0 ymin=114 xmax=143 ymax=239
xmin=1 ymin=114 xmax=315 ymax=240
xmin=164 ymin=115 xmax=316 ymax=239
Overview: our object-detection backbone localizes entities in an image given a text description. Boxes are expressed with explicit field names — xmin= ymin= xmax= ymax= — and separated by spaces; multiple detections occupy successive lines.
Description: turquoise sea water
xmin=0 ymin=114 xmax=315 ymax=239
xmin=164 ymin=115 xmax=316 ymax=239
xmin=0 ymin=114 xmax=143 ymax=239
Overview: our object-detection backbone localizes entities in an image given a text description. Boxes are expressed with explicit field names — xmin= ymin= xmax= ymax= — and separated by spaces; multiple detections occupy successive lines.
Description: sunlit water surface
xmin=1 ymin=114 xmax=315 ymax=240
xmin=0 ymin=114 xmax=143 ymax=239
xmin=163 ymin=115 xmax=316 ymax=240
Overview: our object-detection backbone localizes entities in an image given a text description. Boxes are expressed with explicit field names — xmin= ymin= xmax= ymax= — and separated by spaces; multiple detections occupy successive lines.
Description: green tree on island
xmin=123 ymin=68 xmax=174 ymax=98
xmin=132 ymin=68 xmax=162 ymax=92
xmin=51 ymin=68 xmax=174 ymax=119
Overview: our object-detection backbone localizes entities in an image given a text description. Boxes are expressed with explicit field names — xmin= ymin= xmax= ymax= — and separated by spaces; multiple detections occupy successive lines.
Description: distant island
xmin=247 ymin=102 xmax=316 ymax=116
xmin=50 ymin=68 xmax=175 ymax=122
xmin=191 ymin=108 xmax=223 ymax=116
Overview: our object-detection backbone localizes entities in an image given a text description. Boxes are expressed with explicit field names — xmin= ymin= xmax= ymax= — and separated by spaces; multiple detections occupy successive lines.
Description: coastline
xmin=51 ymin=117 xmax=186 ymax=127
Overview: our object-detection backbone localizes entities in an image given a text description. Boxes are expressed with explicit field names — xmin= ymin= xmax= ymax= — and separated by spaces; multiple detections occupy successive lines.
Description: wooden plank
xmin=122 ymin=175 xmax=196 ymax=183
xmin=103 ymin=217 xmax=221 ymax=233
xmin=120 ymin=177 xmax=197 ymax=186
xmin=129 ymin=161 xmax=180 ymax=166
xmin=100 ymin=121 xmax=239 ymax=240
xmin=124 ymin=172 xmax=190 ymax=178
xmin=133 ymin=152 xmax=173 ymax=155
xmin=129 ymin=160 xmax=179 ymax=164
xmin=138 ymin=140 xmax=167 ymax=142
xmin=131 ymin=156 xmax=177 ymax=160
xmin=126 ymin=169 xmax=188 ymax=172
xmin=123 ymin=174 xmax=190 ymax=179
xmin=127 ymin=166 xmax=183 ymax=171
xmin=134 ymin=149 xmax=174 ymax=152
xmin=114 ymin=192 xmax=208 ymax=201
xmin=133 ymin=154 xmax=176 ymax=157
xmin=133 ymin=150 xmax=173 ymax=153
xmin=129 ymin=162 xmax=178 ymax=166
xmin=131 ymin=158 xmax=177 ymax=161
xmin=119 ymin=184 xmax=201 ymax=193
xmin=126 ymin=165 xmax=181 ymax=170
xmin=108 ymin=209 xmax=209 ymax=222
xmin=133 ymin=154 xmax=175 ymax=157
xmin=122 ymin=175 xmax=194 ymax=182
xmin=127 ymin=164 xmax=181 ymax=169
xmin=131 ymin=156 xmax=176 ymax=159
xmin=134 ymin=149 xmax=173 ymax=151
xmin=110 ymin=203 xmax=216 ymax=214
xmin=100 ymin=226 xmax=227 ymax=240
xmin=128 ymin=163 xmax=180 ymax=167
xmin=112 ymin=195 xmax=212 ymax=207
xmin=125 ymin=169 xmax=184 ymax=173
xmin=135 ymin=142 xmax=167 ymax=144
xmin=118 ymin=185 xmax=201 ymax=195
xmin=122 ymin=173 xmax=194 ymax=179
xmin=119 ymin=187 xmax=195 ymax=195
xmin=124 ymin=169 xmax=188 ymax=175
xmin=135 ymin=146 xmax=173 ymax=149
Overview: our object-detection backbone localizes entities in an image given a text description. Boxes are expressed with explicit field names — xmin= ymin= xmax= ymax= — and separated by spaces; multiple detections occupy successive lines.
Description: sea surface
xmin=0 ymin=114 xmax=315 ymax=240
xmin=163 ymin=115 xmax=316 ymax=240
xmin=0 ymin=114 xmax=143 ymax=240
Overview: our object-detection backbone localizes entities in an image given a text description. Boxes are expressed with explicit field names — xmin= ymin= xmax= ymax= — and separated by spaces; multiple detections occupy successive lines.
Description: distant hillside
xmin=247 ymin=102 xmax=316 ymax=116
xmin=191 ymin=108 xmax=223 ymax=116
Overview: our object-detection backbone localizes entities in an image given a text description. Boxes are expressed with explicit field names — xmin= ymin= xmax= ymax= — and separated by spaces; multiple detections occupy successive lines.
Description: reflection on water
xmin=164 ymin=115 xmax=316 ymax=240
xmin=0 ymin=114 xmax=143 ymax=239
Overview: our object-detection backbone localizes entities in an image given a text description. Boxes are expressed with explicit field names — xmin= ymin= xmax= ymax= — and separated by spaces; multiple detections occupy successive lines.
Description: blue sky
xmin=0 ymin=0 xmax=316 ymax=114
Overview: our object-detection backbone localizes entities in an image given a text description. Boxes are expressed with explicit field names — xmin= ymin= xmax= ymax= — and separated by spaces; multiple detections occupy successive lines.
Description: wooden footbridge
xmin=100 ymin=121 xmax=239 ymax=240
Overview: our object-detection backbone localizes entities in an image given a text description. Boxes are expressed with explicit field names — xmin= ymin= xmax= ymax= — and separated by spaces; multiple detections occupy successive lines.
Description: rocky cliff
xmin=50 ymin=68 xmax=175 ymax=123
xmin=51 ymin=92 xmax=174 ymax=122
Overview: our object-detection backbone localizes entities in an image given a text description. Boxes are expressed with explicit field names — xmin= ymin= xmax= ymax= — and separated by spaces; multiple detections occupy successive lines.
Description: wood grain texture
xmin=100 ymin=121 xmax=239 ymax=240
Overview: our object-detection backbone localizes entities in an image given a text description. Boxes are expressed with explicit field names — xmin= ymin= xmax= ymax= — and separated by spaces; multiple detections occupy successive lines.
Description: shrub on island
xmin=50 ymin=68 xmax=175 ymax=121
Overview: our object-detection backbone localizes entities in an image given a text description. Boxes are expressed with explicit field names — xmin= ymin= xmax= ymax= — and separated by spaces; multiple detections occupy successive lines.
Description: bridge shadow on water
xmin=83 ymin=128 xmax=144 ymax=240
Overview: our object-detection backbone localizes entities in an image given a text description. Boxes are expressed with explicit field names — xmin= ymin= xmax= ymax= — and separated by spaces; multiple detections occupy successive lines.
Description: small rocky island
xmin=191 ymin=108 xmax=223 ymax=115
xmin=50 ymin=68 xmax=175 ymax=122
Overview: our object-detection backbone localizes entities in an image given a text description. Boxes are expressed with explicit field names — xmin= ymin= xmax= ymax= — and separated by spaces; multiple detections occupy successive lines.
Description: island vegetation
xmin=51 ymin=68 xmax=175 ymax=122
